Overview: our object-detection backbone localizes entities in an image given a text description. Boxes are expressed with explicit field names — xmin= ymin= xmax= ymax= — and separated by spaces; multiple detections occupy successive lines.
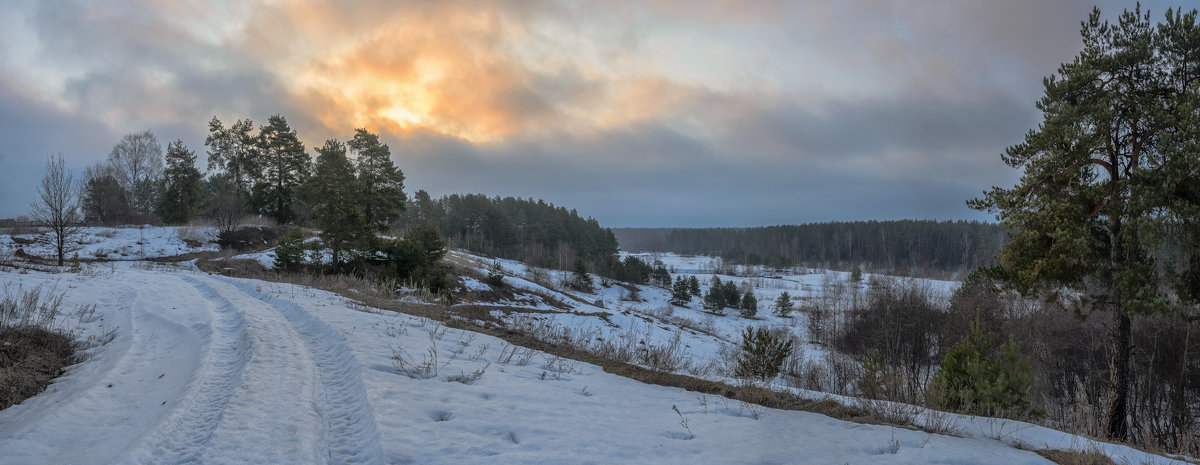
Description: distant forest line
xmin=613 ymin=220 xmax=1010 ymax=274
xmin=397 ymin=191 xmax=618 ymax=271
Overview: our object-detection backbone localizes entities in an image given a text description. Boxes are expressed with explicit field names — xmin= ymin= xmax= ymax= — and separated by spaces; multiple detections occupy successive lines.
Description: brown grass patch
xmin=195 ymin=256 xmax=269 ymax=276
xmin=1035 ymin=448 xmax=1117 ymax=465
xmin=0 ymin=326 xmax=76 ymax=410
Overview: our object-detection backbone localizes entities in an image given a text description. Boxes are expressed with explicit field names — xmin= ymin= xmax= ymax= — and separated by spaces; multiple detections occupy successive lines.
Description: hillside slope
xmin=0 ymin=263 xmax=1066 ymax=464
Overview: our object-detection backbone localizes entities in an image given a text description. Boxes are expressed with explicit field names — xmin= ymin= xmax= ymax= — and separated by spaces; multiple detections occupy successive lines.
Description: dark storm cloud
xmin=722 ymin=91 xmax=1033 ymax=163
xmin=391 ymin=95 xmax=1019 ymax=228
xmin=0 ymin=76 xmax=116 ymax=217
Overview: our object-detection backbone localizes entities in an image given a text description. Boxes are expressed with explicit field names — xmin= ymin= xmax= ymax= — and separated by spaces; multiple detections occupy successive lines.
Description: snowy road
xmin=0 ymin=271 xmax=385 ymax=465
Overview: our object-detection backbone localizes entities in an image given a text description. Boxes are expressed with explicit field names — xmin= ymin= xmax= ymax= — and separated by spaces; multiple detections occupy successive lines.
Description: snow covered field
xmin=0 ymin=226 xmax=219 ymax=261
xmin=447 ymin=250 xmax=956 ymax=377
xmin=0 ymin=229 xmax=1185 ymax=464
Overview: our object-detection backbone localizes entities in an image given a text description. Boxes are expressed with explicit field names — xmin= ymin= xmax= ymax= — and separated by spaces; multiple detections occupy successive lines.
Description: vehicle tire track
xmin=211 ymin=276 xmax=385 ymax=465
xmin=129 ymin=275 xmax=254 ymax=464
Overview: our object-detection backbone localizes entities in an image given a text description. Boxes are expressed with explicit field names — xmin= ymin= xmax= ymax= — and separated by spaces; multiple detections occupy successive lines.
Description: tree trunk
xmin=56 ymin=225 xmax=65 ymax=266
xmin=1104 ymin=188 xmax=1129 ymax=440
xmin=1106 ymin=307 xmax=1131 ymax=440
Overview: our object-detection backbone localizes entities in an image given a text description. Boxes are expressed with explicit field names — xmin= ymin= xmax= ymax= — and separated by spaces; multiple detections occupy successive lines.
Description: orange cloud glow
xmin=236 ymin=0 xmax=698 ymax=144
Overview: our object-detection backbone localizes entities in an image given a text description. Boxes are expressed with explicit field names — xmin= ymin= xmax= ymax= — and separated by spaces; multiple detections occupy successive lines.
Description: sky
xmin=0 ymin=0 xmax=1185 ymax=227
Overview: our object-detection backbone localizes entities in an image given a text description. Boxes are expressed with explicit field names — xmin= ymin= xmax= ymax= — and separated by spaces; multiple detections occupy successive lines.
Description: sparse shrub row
xmin=790 ymin=270 xmax=1200 ymax=456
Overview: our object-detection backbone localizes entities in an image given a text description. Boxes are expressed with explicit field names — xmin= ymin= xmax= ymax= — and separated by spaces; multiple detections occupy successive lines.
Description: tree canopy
xmin=156 ymin=140 xmax=206 ymax=225
xmin=969 ymin=5 xmax=1200 ymax=440
xmin=252 ymin=114 xmax=310 ymax=224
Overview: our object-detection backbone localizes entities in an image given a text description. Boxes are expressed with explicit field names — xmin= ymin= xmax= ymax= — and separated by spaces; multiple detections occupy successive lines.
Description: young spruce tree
xmin=773 ymin=292 xmax=793 ymax=317
xmin=688 ymin=276 xmax=701 ymax=296
xmin=739 ymin=291 xmax=758 ymax=318
xmin=669 ymin=276 xmax=692 ymax=307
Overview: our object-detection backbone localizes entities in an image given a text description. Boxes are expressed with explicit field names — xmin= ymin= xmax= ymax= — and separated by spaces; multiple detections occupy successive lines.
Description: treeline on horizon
xmin=613 ymin=220 xmax=1010 ymax=274
xmin=397 ymin=192 xmax=619 ymax=272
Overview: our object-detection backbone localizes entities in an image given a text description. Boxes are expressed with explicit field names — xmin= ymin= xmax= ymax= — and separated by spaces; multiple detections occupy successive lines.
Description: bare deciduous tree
xmin=31 ymin=154 xmax=81 ymax=266
xmin=108 ymin=130 xmax=163 ymax=218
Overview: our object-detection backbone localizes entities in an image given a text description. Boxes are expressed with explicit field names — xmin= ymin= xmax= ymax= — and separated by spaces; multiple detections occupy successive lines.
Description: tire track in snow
xmin=130 ymin=275 xmax=254 ymax=464
xmin=212 ymin=276 xmax=385 ymax=465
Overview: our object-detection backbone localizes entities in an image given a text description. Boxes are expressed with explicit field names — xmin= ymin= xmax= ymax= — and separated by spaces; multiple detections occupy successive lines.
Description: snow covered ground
xmin=0 ymin=230 xmax=1186 ymax=464
xmin=447 ymin=250 xmax=955 ymax=378
xmin=0 ymin=264 xmax=1069 ymax=464
xmin=0 ymin=226 xmax=219 ymax=261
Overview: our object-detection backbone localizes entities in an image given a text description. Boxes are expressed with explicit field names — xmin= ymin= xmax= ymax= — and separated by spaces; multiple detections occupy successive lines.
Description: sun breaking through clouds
xmin=0 ymin=0 xmax=1186 ymax=226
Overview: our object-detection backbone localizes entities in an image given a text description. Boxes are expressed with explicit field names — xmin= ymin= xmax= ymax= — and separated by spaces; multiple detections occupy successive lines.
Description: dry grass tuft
xmin=0 ymin=285 xmax=78 ymax=410
xmin=1036 ymin=448 xmax=1117 ymax=465
xmin=0 ymin=326 xmax=76 ymax=410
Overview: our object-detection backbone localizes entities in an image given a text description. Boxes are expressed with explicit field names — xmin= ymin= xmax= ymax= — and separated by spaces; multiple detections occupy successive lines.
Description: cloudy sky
xmin=0 ymin=0 xmax=1183 ymax=227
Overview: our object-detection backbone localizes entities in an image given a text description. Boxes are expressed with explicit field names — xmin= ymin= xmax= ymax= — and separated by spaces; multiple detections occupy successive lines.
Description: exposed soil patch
xmin=217 ymin=225 xmax=291 ymax=252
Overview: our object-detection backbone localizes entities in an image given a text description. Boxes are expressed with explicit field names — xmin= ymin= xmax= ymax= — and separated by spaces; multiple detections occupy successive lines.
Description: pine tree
xmin=156 ymin=139 xmax=207 ymax=224
xmin=485 ymin=260 xmax=506 ymax=287
xmin=688 ymin=276 xmax=701 ymax=296
xmin=723 ymin=281 xmax=740 ymax=308
xmin=651 ymin=266 xmax=672 ymax=288
xmin=570 ymin=257 xmax=594 ymax=292
xmin=378 ymin=221 xmax=448 ymax=289
xmin=932 ymin=317 xmax=1037 ymax=419
xmin=305 ymin=139 xmax=369 ymax=271
xmin=773 ymin=292 xmax=793 ymax=317
xmin=204 ymin=116 xmax=258 ymax=201
xmin=703 ymin=277 xmax=725 ymax=314
xmin=669 ymin=276 xmax=691 ymax=307
xmin=739 ymin=291 xmax=758 ymax=318
xmin=968 ymin=6 xmax=1200 ymax=440
xmin=273 ymin=228 xmax=307 ymax=272
xmin=80 ymin=164 xmax=129 ymax=226
xmin=734 ymin=326 xmax=793 ymax=381
xmin=349 ymin=128 xmax=406 ymax=232
xmin=253 ymin=114 xmax=309 ymax=224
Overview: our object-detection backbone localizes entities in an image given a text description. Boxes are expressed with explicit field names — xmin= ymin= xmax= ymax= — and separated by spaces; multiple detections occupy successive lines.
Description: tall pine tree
xmin=204 ymin=116 xmax=258 ymax=200
xmin=970 ymin=6 xmax=1200 ymax=440
xmin=305 ymin=139 xmax=369 ymax=271
xmin=348 ymin=128 xmax=406 ymax=232
xmin=156 ymin=140 xmax=207 ymax=224
xmin=253 ymin=114 xmax=310 ymax=224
